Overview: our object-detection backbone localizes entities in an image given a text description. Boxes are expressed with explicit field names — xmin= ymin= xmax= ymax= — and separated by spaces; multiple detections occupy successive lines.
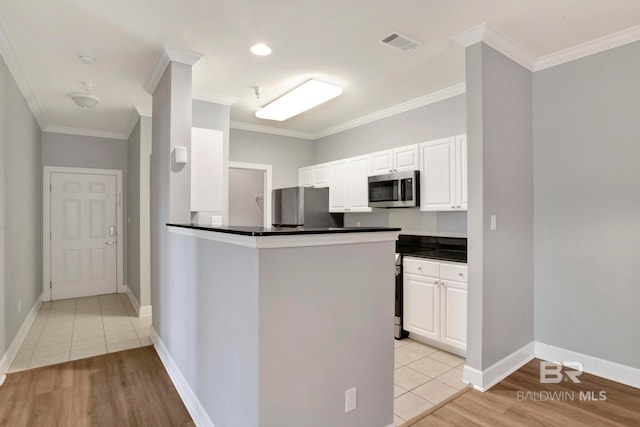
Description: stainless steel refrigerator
xmin=271 ymin=187 xmax=342 ymax=227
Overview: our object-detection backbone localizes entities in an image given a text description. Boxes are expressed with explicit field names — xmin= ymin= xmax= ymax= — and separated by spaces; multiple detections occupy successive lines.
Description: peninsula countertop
xmin=166 ymin=223 xmax=401 ymax=236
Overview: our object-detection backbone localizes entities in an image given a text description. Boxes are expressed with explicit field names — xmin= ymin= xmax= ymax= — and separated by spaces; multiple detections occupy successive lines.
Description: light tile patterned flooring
xmin=9 ymin=293 xmax=152 ymax=373
xmin=393 ymin=338 xmax=466 ymax=426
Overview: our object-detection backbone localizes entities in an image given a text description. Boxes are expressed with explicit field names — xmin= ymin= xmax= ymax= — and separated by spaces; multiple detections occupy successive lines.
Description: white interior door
xmin=51 ymin=172 xmax=117 ymax=300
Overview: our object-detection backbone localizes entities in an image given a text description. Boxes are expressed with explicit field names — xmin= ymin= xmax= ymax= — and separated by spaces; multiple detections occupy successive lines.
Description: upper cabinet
xmin=299 ymin=163 xmax=329 ymax=188
xmin=329 ymin=155 xmax=371 ymax=213
xmin=420 ymin=134 xmax=467 ymax=212
xmin=369 ymin=144 xmax=420 ymax=176
xmin=191 ymin=127 xmax=224 ymax=212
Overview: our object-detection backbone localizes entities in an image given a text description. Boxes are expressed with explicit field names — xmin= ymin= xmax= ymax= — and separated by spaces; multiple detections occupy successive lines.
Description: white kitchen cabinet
xmin=298 ymin=164 xmax=330 ymax=188
xmin=419 ymin=135 xmax=467 ymax=211
xmin=403 ymin=257 xmax=467 ymax=353
xmin=403 ymin=266 xmax=440 ymax=341
xmin=299 ymin=167 xmax=313 ymax=187
xmin=329 ymin=156 xmax=371 ymax=213
xmin=312 ymin=163 xmax=330 ymax=188
xmin=191 ymin=127 xmax=224 ymax=212
xmin=440 ymin=279 xmax=467 ymax=350
xmin=369 ymin=144 xmax=419 ymax=176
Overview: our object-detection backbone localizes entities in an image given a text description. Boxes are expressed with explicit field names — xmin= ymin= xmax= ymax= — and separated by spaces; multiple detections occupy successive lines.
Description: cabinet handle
xmin=457 ymin=205 xmax=461 ymax=208
xmin=458 ymin=272 xmax=464 ymax=277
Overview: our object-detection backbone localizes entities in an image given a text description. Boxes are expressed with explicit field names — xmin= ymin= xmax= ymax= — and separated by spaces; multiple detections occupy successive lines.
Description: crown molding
xmin=144 ymin=47 xmax=203 ymax=95
xmin=453 ymin=22 xmax=537 ymax=71
xmin=0 ymin=17 xmax=46 ymax=129
xmin=230 ymin=121 xmax=315 ymax=140
xmin=44 ymin=125 xmax=127 ymax=140
xmin=135 ymin=105 xmax=152 ymax=117
xmin=312 ymin=83 xmax=466 ymax=140
xmin=193 ymin=93 xmax=239 ymax=106
xmin=534 ymin=24 xmax=640 ymax=71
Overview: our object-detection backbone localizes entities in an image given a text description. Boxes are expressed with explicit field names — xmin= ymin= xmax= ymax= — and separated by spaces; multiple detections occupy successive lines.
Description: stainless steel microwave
xmin=368 ymin=170 xmax=420 ymax=208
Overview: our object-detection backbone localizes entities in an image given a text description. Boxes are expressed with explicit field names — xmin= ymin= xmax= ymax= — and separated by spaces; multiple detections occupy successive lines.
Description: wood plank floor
xmin=409 ymin=359 xmax=640 ymax=427
xmin=0 ymin=346 xmax=193 ymax=427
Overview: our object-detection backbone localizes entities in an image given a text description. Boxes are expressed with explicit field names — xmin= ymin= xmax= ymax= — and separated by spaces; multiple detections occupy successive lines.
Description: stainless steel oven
xmin=395 ymin=253 xmax=408 ymax=339
xmin=368 ymin=170 xmax=419 ymax=208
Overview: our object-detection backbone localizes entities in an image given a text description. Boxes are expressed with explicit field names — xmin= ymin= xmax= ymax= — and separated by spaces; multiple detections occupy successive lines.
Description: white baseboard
xmin=0 ymin=294 xmax=43 ymax=385
xmin=150 ymin=327 xmax=214 ymax=427
xmin=535 ymin=342 xmax=640 ymax=389
xmin=124 ymin=285 xmax=152 ymax=318
xmin=462 ymin=342 xmax=535 ymax=392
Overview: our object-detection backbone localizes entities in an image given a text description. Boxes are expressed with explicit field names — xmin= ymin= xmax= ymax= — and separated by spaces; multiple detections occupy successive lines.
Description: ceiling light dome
xmin=69 ymin=92 xmax=101 ymax=109
xmin=68 ymin=82 xmax=100 ymax=109
xmin=250 ymin=43 xmax=272 ymax=56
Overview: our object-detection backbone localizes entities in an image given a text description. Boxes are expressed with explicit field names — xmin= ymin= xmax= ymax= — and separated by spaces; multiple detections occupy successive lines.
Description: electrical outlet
xmin=345 ymin=387 xmax=357 ymax=413
xmin=18 ymin=299 xmax=21 ymax=313
xmin=211 ymin=215 xmax=222 ymax=226
xmin=356 ymin=221 xmax=361 ymax=227
xmin=490 ymin=215 xmax=497 ymax=231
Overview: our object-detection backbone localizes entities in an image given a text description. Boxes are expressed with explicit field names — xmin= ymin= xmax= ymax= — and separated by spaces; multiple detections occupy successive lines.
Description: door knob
xmin=105 ymin=241 xmax=115 ymax=245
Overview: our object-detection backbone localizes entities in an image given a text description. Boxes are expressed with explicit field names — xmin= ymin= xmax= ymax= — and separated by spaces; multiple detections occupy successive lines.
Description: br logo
xmin=539 ymin=361 xmax=584 ymax=384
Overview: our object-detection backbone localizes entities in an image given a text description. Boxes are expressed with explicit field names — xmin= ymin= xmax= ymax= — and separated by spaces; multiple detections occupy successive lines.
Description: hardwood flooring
xmin=0 ymin=346 xmax=193 ymax=427
xmin=409 ymin=359 xmax=640 ymax=427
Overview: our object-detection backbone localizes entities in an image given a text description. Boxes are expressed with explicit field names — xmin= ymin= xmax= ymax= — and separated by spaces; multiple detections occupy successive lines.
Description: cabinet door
xmin=329 ymin=161 xmax=348 ymax=212
xmin=394 ymin=145 xmax=419 ymax=172
xmin=440 ymin=280 xmax=467 ymax=351
xmin=369 ymin=150 xmax=394 ymax=176
xmin=347 ymin=156 xmax=371 ymax=212
xmin=313 ymin=164 xmax=329 ymax=188
xmin=299 ymin=167 xmax=313 ymax=187
xmin=403 ymin=273 xmax=440 ymax=341
xmin=456 ymin=135 xmax=468 ymax=210
xmin=420 ymin=137 xmax=456 ymax=211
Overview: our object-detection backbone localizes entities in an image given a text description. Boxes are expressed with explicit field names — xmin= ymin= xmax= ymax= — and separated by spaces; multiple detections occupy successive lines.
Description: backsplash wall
xmin=344 ymin=210 xmax=467 ymax=236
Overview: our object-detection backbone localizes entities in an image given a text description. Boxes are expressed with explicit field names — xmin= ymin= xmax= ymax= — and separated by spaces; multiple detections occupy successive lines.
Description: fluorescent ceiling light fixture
xmin=255 ymin=79 xmax=342 ymax=121
xmin=250 ymin=43 xmax=272 ymax=56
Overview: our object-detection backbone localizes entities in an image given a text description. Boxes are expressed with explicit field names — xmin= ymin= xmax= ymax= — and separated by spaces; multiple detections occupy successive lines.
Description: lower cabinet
xmin=403 ymin=257 xmax=467 ymax=353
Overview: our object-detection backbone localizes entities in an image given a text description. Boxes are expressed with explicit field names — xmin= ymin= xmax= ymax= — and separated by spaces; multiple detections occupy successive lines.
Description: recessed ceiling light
xmin=255 ymin=79 xmax=342 ymax=121
xmin=250 ymin=43 xmax=272 ymax=56
xmin=78 ymin=53 xmax=97 ymax=64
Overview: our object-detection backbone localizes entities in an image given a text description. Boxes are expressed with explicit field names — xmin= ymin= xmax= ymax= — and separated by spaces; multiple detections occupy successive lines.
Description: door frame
xmin=228 ymin=161 xmax=273 ymax=227
xmin=43 ymin=166 xmax=124 ymax=301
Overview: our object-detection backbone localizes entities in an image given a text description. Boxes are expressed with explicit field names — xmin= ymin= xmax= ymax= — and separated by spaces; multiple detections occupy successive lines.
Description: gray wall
xmin=42 ymin=131 xmax=128 ymax=289
xmin=230 ymin=129 xmax=315 ymax=190
xmin=0 ymin=54 xmax=42 ymax=359
xmin=229 ymin=168 xmax=264 ymax=227
xmin=151 ymin=61 xmax=193 ymax=344
xmin=314 ymin=95 xmax=468 ymax=235
xmin=258 ymin=241 xmax=394 ymax=426
xmin=127 ymin=116 xmax=152 ymax=307
xmin=466 ymin=43 xmax=534 ymax=370
xmin=533 ymin=41 xmax=640 ymax=368
xmin=314 ymin=95 xmax=466 ymax=163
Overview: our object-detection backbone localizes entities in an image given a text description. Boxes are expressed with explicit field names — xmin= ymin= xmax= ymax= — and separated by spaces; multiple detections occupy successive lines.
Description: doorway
xmin=228 ymin=162 xmax=272 ymax=227
xmin=43 ymin=167 xmax=124 ymax=301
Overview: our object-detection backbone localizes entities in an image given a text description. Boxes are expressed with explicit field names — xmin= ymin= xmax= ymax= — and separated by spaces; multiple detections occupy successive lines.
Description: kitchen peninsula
xmin=161 ymin=223 xmax=400 ymax=427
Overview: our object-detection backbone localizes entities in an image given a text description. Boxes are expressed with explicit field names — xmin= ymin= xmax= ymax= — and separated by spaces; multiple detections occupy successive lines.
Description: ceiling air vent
xmin=380 ymin=32 xmax=421 ymax=53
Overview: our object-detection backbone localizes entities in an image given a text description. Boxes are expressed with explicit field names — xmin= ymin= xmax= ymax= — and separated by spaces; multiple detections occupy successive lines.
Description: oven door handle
xmin=399 ymin=179 xmax=404 ymax=202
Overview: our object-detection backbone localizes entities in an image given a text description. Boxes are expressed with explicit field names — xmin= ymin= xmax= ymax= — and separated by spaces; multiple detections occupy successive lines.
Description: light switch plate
xmin=490 ymin=215 xmax=497 ymax=231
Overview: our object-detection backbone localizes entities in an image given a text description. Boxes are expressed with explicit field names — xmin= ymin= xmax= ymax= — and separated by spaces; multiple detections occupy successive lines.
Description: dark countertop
xmin=167 ymin=223 xmax=401 ymax=237
xmin=397 ymin=234 xmax=467 ymax=263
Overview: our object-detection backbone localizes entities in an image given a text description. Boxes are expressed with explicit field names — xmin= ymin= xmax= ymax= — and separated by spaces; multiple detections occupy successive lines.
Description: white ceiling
xmin=1 ymin=0 xmax=640 ymax=139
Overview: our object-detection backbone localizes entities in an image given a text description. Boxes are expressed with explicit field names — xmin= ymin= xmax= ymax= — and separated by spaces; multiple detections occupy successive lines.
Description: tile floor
xmin=393 ymin=338 xmax=466 ymax=426
xmin=9 ymin=293 xmax=152 ymax=373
